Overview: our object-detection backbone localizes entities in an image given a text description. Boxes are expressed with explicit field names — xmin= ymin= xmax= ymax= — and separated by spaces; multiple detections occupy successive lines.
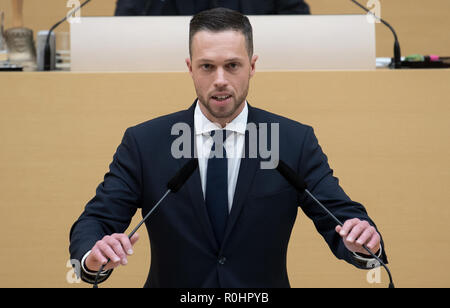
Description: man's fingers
xmin=355 ymin=226 xmax=375 ymax=245
xmin=87 ymin=233 xmax=140 ymax=272
xmin=113 ymin=233 xmax=134 ymax=256
xmin=130 ymin=233 xmax=140 ymax=247
xmin=366 ymin=231 xmax=381 ymax=251
xmin=338 ymin=218 xmax=360 ymax=237
xmin=91 ymin=246 xmax=108 ymax=265
xmin=336 ymin=219 xmax=381 ymax=255
xmin=98 ymin=240 xmax=121 ymax=264
xmin=346 ymin=220 xmax=369 ymax=243
xmin=112 ymin=233 xmax=139 ymax=256
xmin=105 ymin=235 xmax=128 ymax=265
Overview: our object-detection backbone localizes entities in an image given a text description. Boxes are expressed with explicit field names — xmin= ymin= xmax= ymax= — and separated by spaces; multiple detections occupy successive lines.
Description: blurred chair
xmin=114 ymin=0 xmax=310 ymax=16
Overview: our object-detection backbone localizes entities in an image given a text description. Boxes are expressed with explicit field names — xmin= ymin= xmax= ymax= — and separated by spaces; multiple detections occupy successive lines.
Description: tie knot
xmin=210 ymin=129 xmax=230 ymax=144
xmin=209 ymin=130 xmax=230 ymax=157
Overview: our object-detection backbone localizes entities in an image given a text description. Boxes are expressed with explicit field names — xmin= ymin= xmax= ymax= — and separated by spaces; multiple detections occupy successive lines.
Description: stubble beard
xmin=197 ymin=82 xmax=249 ymax=124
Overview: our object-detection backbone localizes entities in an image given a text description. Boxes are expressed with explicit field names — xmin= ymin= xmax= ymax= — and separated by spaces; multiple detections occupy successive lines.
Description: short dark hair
xmin=189 ymin=7 xmax=254 ymax=58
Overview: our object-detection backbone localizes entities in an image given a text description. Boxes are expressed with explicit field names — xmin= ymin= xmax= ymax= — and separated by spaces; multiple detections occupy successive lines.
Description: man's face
xmin=186 ymin=30 xmax=258 ymax=127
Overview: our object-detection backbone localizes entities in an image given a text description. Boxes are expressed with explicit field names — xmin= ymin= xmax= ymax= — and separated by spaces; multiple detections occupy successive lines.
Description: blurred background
xmin=0 ymin=0 xmax=449 ymax=59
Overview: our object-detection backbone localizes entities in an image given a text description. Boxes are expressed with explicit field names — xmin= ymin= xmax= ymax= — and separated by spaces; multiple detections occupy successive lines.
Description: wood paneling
xmin=0 ymin=69 xmax=449 ymax=287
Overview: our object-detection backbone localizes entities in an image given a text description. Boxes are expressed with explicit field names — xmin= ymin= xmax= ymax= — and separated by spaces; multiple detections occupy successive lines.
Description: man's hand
xmin=335 ymin=218 xmax=380 ymax=256
xmin=85 ymin=233 xmax=140 ymax=272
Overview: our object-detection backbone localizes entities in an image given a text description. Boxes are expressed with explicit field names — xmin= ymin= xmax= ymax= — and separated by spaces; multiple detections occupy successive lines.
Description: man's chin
xmin=206 ymin=100 xmax=236 ymax=118
xmin=208 ymin=110 xmax=236 ymax=122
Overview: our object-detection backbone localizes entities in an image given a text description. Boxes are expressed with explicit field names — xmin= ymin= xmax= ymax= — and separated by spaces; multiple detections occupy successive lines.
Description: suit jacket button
xmin=218 ymin=257 xmax=227 ymax=265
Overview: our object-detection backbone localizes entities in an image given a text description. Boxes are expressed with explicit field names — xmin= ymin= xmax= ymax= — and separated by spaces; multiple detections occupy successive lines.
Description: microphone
xmin=44 ymin=0 xmax=92 ymax=71
xmin=93 ymin=158 xmax=199 ymax=288
xmin=349 ymin=0 xmax=401 ymax=69
xmin=167 ymin=158 xmax=200 ymax=192
xmin=275 ymin=160 xmax=395 ymax=288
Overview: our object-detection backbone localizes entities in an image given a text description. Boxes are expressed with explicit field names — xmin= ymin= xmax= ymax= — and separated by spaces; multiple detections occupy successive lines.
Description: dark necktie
xmin=205 ymin=130 xmax=229 ymax=246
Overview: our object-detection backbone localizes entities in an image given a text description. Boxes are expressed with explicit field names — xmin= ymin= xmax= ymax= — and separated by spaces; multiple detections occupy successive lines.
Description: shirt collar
xmin=194 ymin=99 xmax=248 ymax=136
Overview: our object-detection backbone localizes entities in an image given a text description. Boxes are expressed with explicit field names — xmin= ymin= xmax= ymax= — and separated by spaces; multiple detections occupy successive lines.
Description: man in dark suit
xmin=114 ymin=0 xmax=310 ymax=16
xmin=69 ymin=7 xmax=388 ymax=287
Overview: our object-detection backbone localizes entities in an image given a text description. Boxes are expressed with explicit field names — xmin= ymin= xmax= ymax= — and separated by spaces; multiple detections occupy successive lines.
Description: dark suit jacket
xmin=69 ymin=102 xmax=388 ymax=287
xmin=114 ymin=0 xmax=310 ymax=16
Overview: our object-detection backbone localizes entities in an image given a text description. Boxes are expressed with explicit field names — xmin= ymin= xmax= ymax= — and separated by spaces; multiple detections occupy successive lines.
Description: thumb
xmin=130 ymin=232 xmax=140 ymax=246
xmin=335 ymin=225 xmax=342 ymax=233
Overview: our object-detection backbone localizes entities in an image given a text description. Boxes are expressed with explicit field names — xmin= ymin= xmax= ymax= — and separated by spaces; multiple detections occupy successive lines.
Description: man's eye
xmin=202 ymin=64 xmax=212 ymax=70
xmin=227 ymin=63 xmax=239 ymax=69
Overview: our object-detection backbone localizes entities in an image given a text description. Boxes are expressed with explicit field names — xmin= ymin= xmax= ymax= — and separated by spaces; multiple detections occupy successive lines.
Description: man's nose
xmin=213 ymin=68 xmax=228 ymax=88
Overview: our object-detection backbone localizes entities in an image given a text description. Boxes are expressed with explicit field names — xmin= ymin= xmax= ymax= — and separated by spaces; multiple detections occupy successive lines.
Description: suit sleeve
xmin=69 ymin=127 xmax=142 ymax=284
xmin=297 ymin=126 xmax=388 ymax=269
xmin=275 ymin=0 xmax=310 ymax=14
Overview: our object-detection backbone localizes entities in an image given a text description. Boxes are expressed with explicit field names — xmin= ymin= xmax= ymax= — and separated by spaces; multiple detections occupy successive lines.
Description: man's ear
xmin=250 ymin=54 xmax=258 ymax=78
xmin=186 ymin=58 xmax=193 ymax=76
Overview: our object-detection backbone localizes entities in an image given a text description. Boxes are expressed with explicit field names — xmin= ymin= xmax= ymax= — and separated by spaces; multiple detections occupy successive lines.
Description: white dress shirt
xmin=194 ymin=100 xmax=248 ymax=213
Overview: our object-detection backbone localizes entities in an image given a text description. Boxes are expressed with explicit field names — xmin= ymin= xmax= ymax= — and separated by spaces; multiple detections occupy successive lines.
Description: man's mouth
xmin=211 ymin=95 xmax=232 ymax=101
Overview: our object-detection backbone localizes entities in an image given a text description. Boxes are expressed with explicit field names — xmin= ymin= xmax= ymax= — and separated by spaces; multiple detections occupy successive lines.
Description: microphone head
xmin=276 ymin=160 xmax=307 ymax=192
xmin=167 ymin=158 xmax=198 ymax=192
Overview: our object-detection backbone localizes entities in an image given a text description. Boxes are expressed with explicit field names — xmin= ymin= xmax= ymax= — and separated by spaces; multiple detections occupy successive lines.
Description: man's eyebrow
xmin=196 ymin=58 xmax=214 ymax=63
